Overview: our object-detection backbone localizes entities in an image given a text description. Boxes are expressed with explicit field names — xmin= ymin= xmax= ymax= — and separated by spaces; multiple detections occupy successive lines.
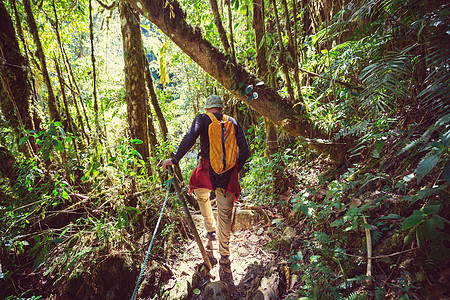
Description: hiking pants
xmin=194 ymin=188 xmax=234 ymax=256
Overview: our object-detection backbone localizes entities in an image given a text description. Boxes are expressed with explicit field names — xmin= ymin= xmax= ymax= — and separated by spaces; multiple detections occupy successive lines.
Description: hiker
xmin=162 ymin=95 xmax=249 ymax=272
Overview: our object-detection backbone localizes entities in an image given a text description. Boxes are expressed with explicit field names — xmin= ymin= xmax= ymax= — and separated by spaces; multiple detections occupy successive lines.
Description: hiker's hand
xmin=162 ymin=159 xmax=174 ymax=169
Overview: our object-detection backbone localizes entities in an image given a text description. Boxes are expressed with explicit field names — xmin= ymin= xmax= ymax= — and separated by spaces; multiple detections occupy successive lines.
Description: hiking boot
xmin=205 ymin=231 xmax=217 ymax=241
xmin=219 ymin=255 xmax=231 ymax=266
xmin=219 ymin=255 xmax=233 ymax=279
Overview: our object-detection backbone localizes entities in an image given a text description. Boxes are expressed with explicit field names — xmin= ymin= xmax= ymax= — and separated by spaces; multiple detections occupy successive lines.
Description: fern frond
xmin=398 ymin=113 xmax=450 ymax=155
xmin=314 ymin=231 xmax=332 ymax=245
xmin=334 ymin=121 xmax=371 ymax=141
xmin=360 ymin=52 xmax=412 ymax=116
xmin=418 ymin=45 xmax=450 ymax=113
xmin=341 ymin=290 xmax=369 ymax=300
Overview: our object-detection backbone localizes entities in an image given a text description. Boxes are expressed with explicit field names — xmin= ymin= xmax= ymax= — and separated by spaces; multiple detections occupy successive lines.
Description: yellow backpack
xmin=206 ymin=113 xmax=238 ymax=174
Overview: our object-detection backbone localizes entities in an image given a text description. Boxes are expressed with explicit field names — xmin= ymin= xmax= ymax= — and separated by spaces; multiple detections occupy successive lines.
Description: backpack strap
xmin=206 ymin=112 xmax=218 ymax=122
xmin=206 ymin=112 xmax=230 ymax=122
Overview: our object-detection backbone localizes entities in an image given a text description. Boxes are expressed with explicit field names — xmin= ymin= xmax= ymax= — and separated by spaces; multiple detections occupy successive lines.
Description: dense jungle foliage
xmin=0 ymin=0 xmax=449 ymax=299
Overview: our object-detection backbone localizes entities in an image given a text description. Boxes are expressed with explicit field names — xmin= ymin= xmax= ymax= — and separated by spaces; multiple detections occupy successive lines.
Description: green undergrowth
xmin=240 ymin=113 xmax=449 ymax=299
xmin=0 ymin=121 xmax=188 ymax=299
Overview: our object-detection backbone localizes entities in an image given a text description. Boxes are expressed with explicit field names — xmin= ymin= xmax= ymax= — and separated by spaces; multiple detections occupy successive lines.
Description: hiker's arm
xmin=236 ymin=124 xmax=249 ymax=172
xmin=169 ymin=115 xmax=203 ymax=165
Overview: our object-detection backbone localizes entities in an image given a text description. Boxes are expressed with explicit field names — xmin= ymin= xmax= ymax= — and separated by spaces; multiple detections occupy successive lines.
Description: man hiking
xmin=162 ymin=95 xmax=249 ymax=275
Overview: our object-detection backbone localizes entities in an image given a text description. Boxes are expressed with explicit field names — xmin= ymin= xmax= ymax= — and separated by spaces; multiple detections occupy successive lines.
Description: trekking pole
xmin=130 ymin=175 xmax=173 ymax=300
xmin=168 ymin=166 xmax=212 ymax=271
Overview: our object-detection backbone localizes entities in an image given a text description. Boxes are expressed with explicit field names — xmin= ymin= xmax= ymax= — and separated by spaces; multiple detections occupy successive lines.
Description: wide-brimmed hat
xmin=204 ymin=95 xmax=224 ymax=109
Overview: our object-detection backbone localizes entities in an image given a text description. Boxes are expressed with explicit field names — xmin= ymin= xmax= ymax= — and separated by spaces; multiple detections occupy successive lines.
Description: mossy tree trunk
xmin=23 ymin=0 xmax=61 ymax=122
xmin=143 ymin=53 xmax=168 ymax=141
xmin=0 ymin=0 xmax=35 ymax=155
xmin=270 ymin=0 xmax=295 ymax=103
xmin=253 ymin=0 xmax=278 ymax=158
xmin=125 ymin=0 xmax=348 ymax=161
xmin=209 ymin=0 xmax=230 ymax=54
xmin=119 ymin=0 xmax=151 ymax=171
xmin=282 ymin=0 xmax=303 ymax=102
xmin=89 ymin=0 xmax=103 ymax=147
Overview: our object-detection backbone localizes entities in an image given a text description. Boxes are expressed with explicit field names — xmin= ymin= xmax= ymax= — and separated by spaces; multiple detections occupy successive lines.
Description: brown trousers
xmin=194 ymin=188 xmax=234 ymax=256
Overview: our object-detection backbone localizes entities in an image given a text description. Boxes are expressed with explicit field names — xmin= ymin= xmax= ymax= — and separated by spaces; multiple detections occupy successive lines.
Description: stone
xmin=164 ymin=279 xmax=188 ymax=300
xmin=231 ymin=209 xmax=260 ymax=231
xmin=254 ymin=271 xmax=280 ymax=300
xmin=204 ymin=281 xmax=231 ymax=300
xmin=237 ymin=247 xmax=250 ymax=257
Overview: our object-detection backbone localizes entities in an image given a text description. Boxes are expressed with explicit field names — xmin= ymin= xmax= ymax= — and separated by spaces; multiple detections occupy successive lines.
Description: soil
xmin=161 ymin=202 xmax=276 ymax=300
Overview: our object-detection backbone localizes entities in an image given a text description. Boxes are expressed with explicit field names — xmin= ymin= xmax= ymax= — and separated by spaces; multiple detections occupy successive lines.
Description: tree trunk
xmin=125 ymin=0 xmax=348 ymax=161
xmin=23 ymin=0 xmax=61 ymax=122
xmin=51 ymin=0 xmax=89 ymax=143
xmin=0 ymin=0 xmax=34 ymax=155
xmin=89 ymin=0 xmax=103 ymax=143
xmin=271 ymin=0 xmax=295 ymax=103
xmin=252 ymin=0 xmax=267 ymax=79
xmin=55 ymin=59 xmax=80 ymax=163
xmin=209 ymin=0 xmax=230 ymax=54
xmin=143 ymin=53 xmax=168 ymax=140
xmin=226 ymin=0 xmax=236 ymax=62
xmin=11 ymin=0 xmax=40 ymax=132
xmin=119 ymin=0 xmax=150 ymax=167
xmin=253 ymin=0 xmax=278 ymax=158
xmin=282 ymin=0 xmax=303 ymax=102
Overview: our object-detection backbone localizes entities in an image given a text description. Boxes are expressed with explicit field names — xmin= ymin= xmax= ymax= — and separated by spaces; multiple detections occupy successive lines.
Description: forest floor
xmin=162 ymin=201 xmax=278 ymax=300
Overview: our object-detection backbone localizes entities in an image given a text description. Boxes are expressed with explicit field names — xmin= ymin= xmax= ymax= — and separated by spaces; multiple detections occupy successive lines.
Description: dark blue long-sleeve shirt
xmin=172 ymin=112 xmax=249 ymax=172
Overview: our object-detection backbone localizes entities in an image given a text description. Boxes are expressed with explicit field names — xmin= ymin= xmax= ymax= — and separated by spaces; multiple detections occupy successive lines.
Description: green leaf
xmin=19 ymin=136 xmax=29 ymax=146
xmin=423 ymin=218 xmax=438 ymax=240
xmin=444 ymin=160 xmax=450 ymax=183
xmin=404 ymin=232 xmax=414 ymax=245
xmin=33 ymin=249 xmax=46 ymax=270
xmin=272 ymin=219 xmax=283 ymax=229
xmin=361 ymin=223 xmax=371 ymax=230
xmin=442 ymin=129 xmax=450 ymax=148
xmin=239 ymin=4 xmax=247 ymax=15
xmin=402 ymin=211 xmax=424 ymax=230
xmin=58 ymin=127 xmax=66 ymax=137
xmin=416 ymin=228 xmax=425 ymax=250
xmin=381 ymin=214 xmax=401 ymax=219
xmin=193 ymin=288 xmax=201 ymax=295
xmin=402 ymin=173 xmax=414 ymax=182
xmin=54 ymin=238 xmax=64 ymax=244
xmin=372 ymin=139 xmax=385 ymax=158
xmin=415 ymin=154 xmax=440 ymax=184
xmin=421 ymin=204 xmax=440 ymax=215
xmin=430 ymin=215 xmax=445 ymax=229
xmin=140 ymin=24 xmax=150 ymax=30
xmin=131 ymin=139 xmax=143 ymax=145
xmin=258 ymin=37 xmax=265 ymax=50
xmin=330 ymin=218 xmax=344 ymax=227
xmin=238 ymin=82 xmax=245 ymax=88
xmin=52 ymin=139 xmax=59 ymax=147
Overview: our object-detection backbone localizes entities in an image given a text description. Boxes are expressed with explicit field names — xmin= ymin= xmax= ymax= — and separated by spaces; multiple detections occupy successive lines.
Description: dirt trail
xmin=163 ymin=203 xmax=276 ymax=299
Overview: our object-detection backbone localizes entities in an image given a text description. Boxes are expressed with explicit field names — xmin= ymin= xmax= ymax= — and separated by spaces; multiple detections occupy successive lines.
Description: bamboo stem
xmin=363 ymin=216 xmax=372 ymax=281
